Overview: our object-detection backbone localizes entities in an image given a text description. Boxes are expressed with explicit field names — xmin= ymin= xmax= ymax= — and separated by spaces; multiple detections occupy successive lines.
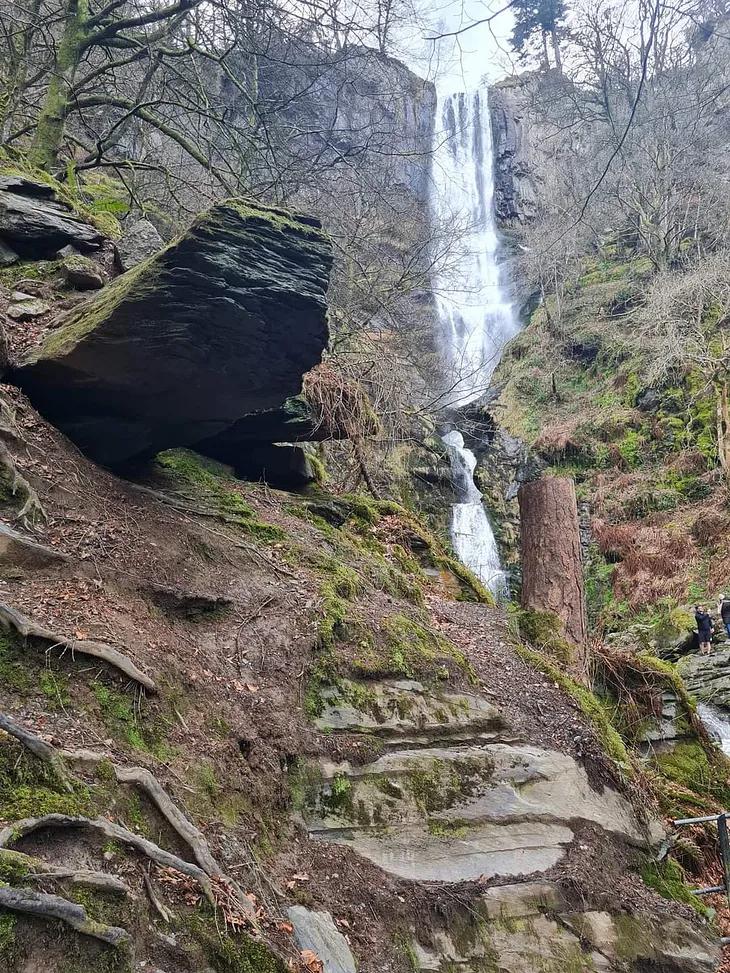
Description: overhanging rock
xmin=11 ymin=200 xmax=332 ymax=467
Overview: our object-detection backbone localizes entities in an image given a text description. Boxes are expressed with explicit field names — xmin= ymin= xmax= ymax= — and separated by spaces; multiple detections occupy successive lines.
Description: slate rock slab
xmin=12 ymin=199 xmax=332 ymax=467
xmin=287 ymin=906 xmax=356 ymax=973
xmin=0 ymin=189 xmax=103 ymax=256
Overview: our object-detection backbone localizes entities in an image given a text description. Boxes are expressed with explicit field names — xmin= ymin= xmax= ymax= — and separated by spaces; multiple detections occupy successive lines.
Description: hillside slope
xmin=0 ymin=377 xmax=720 ymax=971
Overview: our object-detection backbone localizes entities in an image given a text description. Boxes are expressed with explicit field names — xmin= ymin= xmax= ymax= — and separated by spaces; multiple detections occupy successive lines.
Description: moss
xmin=27 ymin=255 xmax=160 ymax=362
xmin=353 ymin=614 xmax=477 ymax=684
xmin=155 ymin=449 xmax=285 ymax=541
xmin=321 ymin=772 xmax=352 ymax=814
xmin=641 ymin=857 xmax=712 ymax=918
xmin=91 ymin=681 xmax=172 ymax=757
xmin=0 ymin=738 xmax=93 ymax=820
xmin=121 ymin=791 xmax=148 ymax=835
xmin=653 ymin=740 xmax=730 ymax=808
xmin=516 ymin=645 xmax=633 ymax=776
xmin=0 ymin=259 xmax=62 ymax=287
xmin=0 ymin=911 xmax=15 ymax=957
xmin=39 ymin=669 xmax=71 ymax=708
xmin=0 ymin=630 xmax=32 ymax=693
xmin=435 ymin=554 xmax=494 ymax=605
xmin=0 ymin=849 xmax=34 ymax=883
xmin=307 ymin=453 xmax=327 ymax=485
xmin=212 ymin=198 xmax=329 ymax=246
xmin=197 ymin=764 xmax=223 ymax=803
xmin=515 ymin=610 xmax=575 ymax=664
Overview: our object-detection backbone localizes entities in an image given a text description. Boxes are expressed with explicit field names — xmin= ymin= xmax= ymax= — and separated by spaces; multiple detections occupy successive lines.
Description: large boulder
xmin=300 ymin=680 xmax=661 ymax=885
xmin=677 ymin=648 xmax=730 ymax=707
xmin=11 ymin=200 xmax=332 ymax=467
xmin=0 ymin=176 xmax=104 ymax=256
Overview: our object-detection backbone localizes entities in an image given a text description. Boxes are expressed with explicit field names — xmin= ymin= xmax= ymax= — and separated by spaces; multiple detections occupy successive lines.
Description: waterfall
xmin=430 ymin=89 xmax=519 ymax=596
xmin=697 ymin=702 xmax=730 ymax=756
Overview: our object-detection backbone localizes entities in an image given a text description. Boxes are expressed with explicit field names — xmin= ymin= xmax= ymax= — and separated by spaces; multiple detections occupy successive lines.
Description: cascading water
xmin=697 ymin=702 xmax=730 ymax=756
xmin=430 ymin=89 xmax=520 ymax=595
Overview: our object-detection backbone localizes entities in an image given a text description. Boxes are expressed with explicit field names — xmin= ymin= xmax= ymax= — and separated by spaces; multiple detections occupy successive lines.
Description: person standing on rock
xmin=717 ymin=594 xmax=730 ymax=640
xmin=695 ymin=605 xmax=714 ymax=655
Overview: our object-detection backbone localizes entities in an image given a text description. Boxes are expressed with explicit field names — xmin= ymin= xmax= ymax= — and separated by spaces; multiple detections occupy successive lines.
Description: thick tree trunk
xmin=519 ymin=476 xmax=587 ymax=670
xmin=29 ymin=0 xmax=86 ymax=169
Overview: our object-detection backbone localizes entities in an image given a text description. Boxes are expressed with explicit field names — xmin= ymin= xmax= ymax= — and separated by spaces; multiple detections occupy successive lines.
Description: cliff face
xmin=489 ymin=77 xmax=540 ymax=226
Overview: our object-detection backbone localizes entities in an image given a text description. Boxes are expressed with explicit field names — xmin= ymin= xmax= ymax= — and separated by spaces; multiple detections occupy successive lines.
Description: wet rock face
xmin=677 ymin=649 xmax=730 ymax=706
xmin=489 ymin=81 xmax=538 ymax=226
xmin=12 ymin=200 xmax=333 ymax=467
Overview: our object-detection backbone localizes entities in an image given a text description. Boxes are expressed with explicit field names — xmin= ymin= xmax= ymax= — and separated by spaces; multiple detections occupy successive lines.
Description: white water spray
xmin=697 ymin=702 xmax=730 ymax=756
xmin=430 ymin=90 xmax=519 ymax=595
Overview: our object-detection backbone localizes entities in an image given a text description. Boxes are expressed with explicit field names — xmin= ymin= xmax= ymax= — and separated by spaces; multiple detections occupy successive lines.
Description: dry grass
xmin=593 ymin=516 xmax=700 ymax=607
xmin=302 ymin=363 xmax=378 ymax=440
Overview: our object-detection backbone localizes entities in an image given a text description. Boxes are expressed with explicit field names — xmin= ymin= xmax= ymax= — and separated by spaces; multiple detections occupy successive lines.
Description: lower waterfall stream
xmin=697 ymin=702 xmax=730 ymax=756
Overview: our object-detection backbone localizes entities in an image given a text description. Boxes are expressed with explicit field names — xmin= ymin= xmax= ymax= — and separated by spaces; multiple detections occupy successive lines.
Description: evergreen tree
xmin=510 ymin=0 xmax=567 ymax=71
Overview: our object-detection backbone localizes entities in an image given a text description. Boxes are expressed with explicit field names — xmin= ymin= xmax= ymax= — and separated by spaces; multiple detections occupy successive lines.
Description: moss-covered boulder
xmin=12 ymin=199 xmax=332 ymax=467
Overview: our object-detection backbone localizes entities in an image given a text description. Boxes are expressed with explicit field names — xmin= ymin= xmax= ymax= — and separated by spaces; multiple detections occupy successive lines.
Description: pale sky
xmin=394 ymin=0 xmax=516 ymax=91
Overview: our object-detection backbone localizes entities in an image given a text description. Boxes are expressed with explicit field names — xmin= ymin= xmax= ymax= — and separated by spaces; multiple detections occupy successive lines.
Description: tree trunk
xmin=519 ymin=476 xmax=587 ymax=671
xmin=29 ymin=0 xmax=86 ymax=169
xmin=550 ymin=26 xmax=562 ymax=73
xmin=541 ymin=30 xmax=551 ymax=69
xmin=717 ymin=381 xmax=730 ymax=474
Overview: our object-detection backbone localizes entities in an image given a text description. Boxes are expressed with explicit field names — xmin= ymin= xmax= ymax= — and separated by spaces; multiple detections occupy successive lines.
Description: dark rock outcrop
xmin=489 ymin=78 xmax=538 ymax=226
xmin=223 ymin=443 xmax=318 ymax=489
xmin=197 ymin=396 xmax=325 ymax=453
xmin=0 ymin=177 xmax=104 ymax=256
xmin=12 ymin=199 xmax=332 ymax=468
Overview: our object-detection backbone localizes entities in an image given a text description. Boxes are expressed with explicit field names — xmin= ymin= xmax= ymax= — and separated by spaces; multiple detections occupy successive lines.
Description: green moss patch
xmin=0 ymin=738 xmax=93 ymax=821
xmin=154 ymin=449 xmax=286 ymax=542
xmin=353 ymin=614 xmax=476 ymax=684
xmin=641 ymin=857 xmax=712 ymax=918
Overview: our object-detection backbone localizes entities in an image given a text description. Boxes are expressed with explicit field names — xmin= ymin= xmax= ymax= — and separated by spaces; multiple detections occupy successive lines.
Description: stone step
xmin=302 ymin=743 xmax=660 ymax=884
xmin=315 ymin=679 xmax=513 ymax=749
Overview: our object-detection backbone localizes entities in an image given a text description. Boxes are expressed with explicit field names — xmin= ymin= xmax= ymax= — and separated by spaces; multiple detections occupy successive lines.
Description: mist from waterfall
xmin=430 ymin=90 xmax=519 ymax=595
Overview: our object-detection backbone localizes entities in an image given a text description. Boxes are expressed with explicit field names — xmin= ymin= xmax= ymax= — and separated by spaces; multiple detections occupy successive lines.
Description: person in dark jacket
xmin=717 ymin=594 xmax=730 ymax=639
xmin=695 ymin=605 xmax=714 ymax=655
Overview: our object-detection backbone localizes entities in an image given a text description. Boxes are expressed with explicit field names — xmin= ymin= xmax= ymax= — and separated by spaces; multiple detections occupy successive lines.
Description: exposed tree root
xmin=0 ymin=714 xmax=258 ymax=928
xmin=0 ymin=601 xmax=157 ymax=691
xmin=0 ymin=710 xmax=73 ymax=790
xmin=0 ymin=814 xmax=214 ymax=899
xmin=0 ymin=521 xmax=70 ymax=568
xmin=0 ymin=440 xmax=46 ymax=528
xmin=29 ymin=866 xmax=131 ymax=894
xmin=143 ymin=869 xmax=172 ymax=923
xmin=0 ymin=885 xmax=132 ymax=951
xmin=113 ymin=765 xmax=220 ymax=877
